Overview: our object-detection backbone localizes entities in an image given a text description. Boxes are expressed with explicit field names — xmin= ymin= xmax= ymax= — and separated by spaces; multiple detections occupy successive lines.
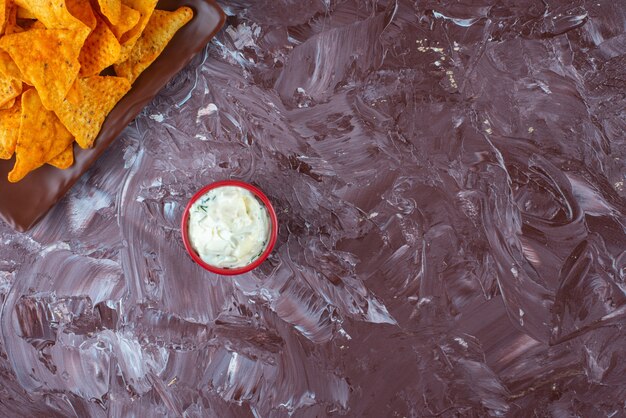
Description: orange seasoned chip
xmin=14 ymin=0 xmax=86 ymax=31
xmin=0 ymin=29 xmax=82 ymax=109
xmin=55 ymin=76 xmax=130 ymax=149
xmin=79 ymin=14 xmax=120 ymax=76
xmin=16 ymin=6 xmax=35 ymax=19
xmin=0 ymin=50 xmax=27 ymax=83
xmin=0 ymin=0 xmax=6 ymax=35
xmin=0 ymin=96 xmax=20 ymax=160
xmin=109 ymin=4 xmax=139 ymax=40
xmin=0 ymin=73 xmax=20 ymax=107
xmin=66 ymin=0 xmax=96 ymax=29
xmin=97 ymin=0 xmax=120 ymax=26
xmin=117 ymin=0 xmax=157 ymax=61
xmin=8 ymin=89 xmax=74 ymax=182
xmin=4 ymin=1 xmax=22 ymax=34
xmin=114 ymin=7 xmax=193 ymax=83
xmin=47 ymin=144 xmax=73 ymax=169
xmin=0 ymin=97 xmax=14 ymax=110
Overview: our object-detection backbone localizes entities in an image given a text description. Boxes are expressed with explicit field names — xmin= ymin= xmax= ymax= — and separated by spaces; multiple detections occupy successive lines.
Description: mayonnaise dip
xmin=187 ymin=186 xmax=271 ymax=268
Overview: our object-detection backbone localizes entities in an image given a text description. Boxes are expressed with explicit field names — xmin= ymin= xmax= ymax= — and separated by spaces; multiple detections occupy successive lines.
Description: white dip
xmin=188 ymin=186 xmax=271 ymax=268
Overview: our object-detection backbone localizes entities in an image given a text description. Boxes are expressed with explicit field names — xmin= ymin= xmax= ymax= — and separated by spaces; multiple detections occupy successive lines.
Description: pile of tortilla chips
xmin=0 ymin=0 xmax=193 ymax=182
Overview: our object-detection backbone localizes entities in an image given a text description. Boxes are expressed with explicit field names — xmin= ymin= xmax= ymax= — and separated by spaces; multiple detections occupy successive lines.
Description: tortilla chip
xmin=0 ymin=50 xmax=26 ymax=83
xmin=13 ymin=0 xmax=85 ymax=31
xmin=66 ymin=0 xmax=96 ymax=30
xmin=114 ymin=7 xmax=193 ymax=83
xmin=0 ymin=73 xmax=20 ymax=107
xmin=0 ymin=29 xmax=82 ymax=109
xmin=55 ymin=76 xmax=130 ymax=149
xmin=8 ymin=89 xmax=74 ymax=182
xmin=0 ymin=97 xmax=14 ymax=109
xmin=79 ymin=14 xmax=120 ymax=76
xmin=16 ymin=6 xmax=35 ymax=19
xmin=47 ymin=143 xmax=73 ymax=168
xmin=4 ymin=1 xmax=22 ymax=34
xmin=97 ymin=0 xmax=120 ymax=26
xmin=0 ymin=0 xmax=6 ymax=35
xmin=116 ymin=0 xmax=157 ymax=61
xmin=109 ymin=4 xmax=139 ymax=40
xmin=0 ymin=96 xmax=20 ymax=159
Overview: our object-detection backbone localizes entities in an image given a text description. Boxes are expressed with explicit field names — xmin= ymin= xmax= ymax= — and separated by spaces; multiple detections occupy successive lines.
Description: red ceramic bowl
xmin=181 ymin=180 xmax=278 ymax=275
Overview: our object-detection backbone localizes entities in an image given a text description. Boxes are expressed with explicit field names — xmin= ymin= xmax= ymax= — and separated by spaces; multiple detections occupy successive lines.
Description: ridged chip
xmin=0 ymin=29 xmax=82 ymax=109
xmin=14 ymin=0 xmax=85 ymax=30
xmin=109 ymin=4 xmax=139 ymax=40
xmin=97 ymin=0 xmax=121 ymax=26
xmin=0 ymin=50 xmax=27 ymax=83
xmin=66 ymin=0 xmax=96 ymax=30
xmin=114 ymin=7 xmax=192 ymax=83
xmin=116 ymin=0 xmax=157 ymax=62
xmin=79 ymin=14 xmax=121 ymax=76
xmin=0 ymin=73 xmax=21 ymax=107
xmin=54 ymin=76 xmax=130 ymax=149
xmin=0 ymin=0 xmax=5 ymax=35
xmin=4 ymin=1 xmax=21 ymax=35
xmin=16 ymin=6 xmax=35 ymax=19
xmin=0 ymin=97 xmax=14 ymax=109
xmin=8 ymin=89 xmax=74 ymax=182
xmin=0 ymin=96 xmax=20 ymax=159
xmin=47 ymin=144 xmax=74 ymax=169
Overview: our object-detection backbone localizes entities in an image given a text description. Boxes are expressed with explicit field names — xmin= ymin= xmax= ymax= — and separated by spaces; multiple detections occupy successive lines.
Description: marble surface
xmin=1 ymin=0 xmax=626 ymax=416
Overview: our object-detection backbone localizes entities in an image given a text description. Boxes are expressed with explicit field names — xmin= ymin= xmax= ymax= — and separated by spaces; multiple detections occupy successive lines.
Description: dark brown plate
xmin=0 ymin=0 xmax=225 ymax=232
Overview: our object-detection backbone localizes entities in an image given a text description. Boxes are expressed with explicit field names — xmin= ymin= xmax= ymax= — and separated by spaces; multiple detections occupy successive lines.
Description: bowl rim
xmin=181 ymin=180 xmax=278 ymax=276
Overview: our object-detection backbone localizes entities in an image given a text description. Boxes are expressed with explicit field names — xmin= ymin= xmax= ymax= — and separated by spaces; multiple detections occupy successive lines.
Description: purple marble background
xmin=1 ymin=0 xmax=626 ymax=416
